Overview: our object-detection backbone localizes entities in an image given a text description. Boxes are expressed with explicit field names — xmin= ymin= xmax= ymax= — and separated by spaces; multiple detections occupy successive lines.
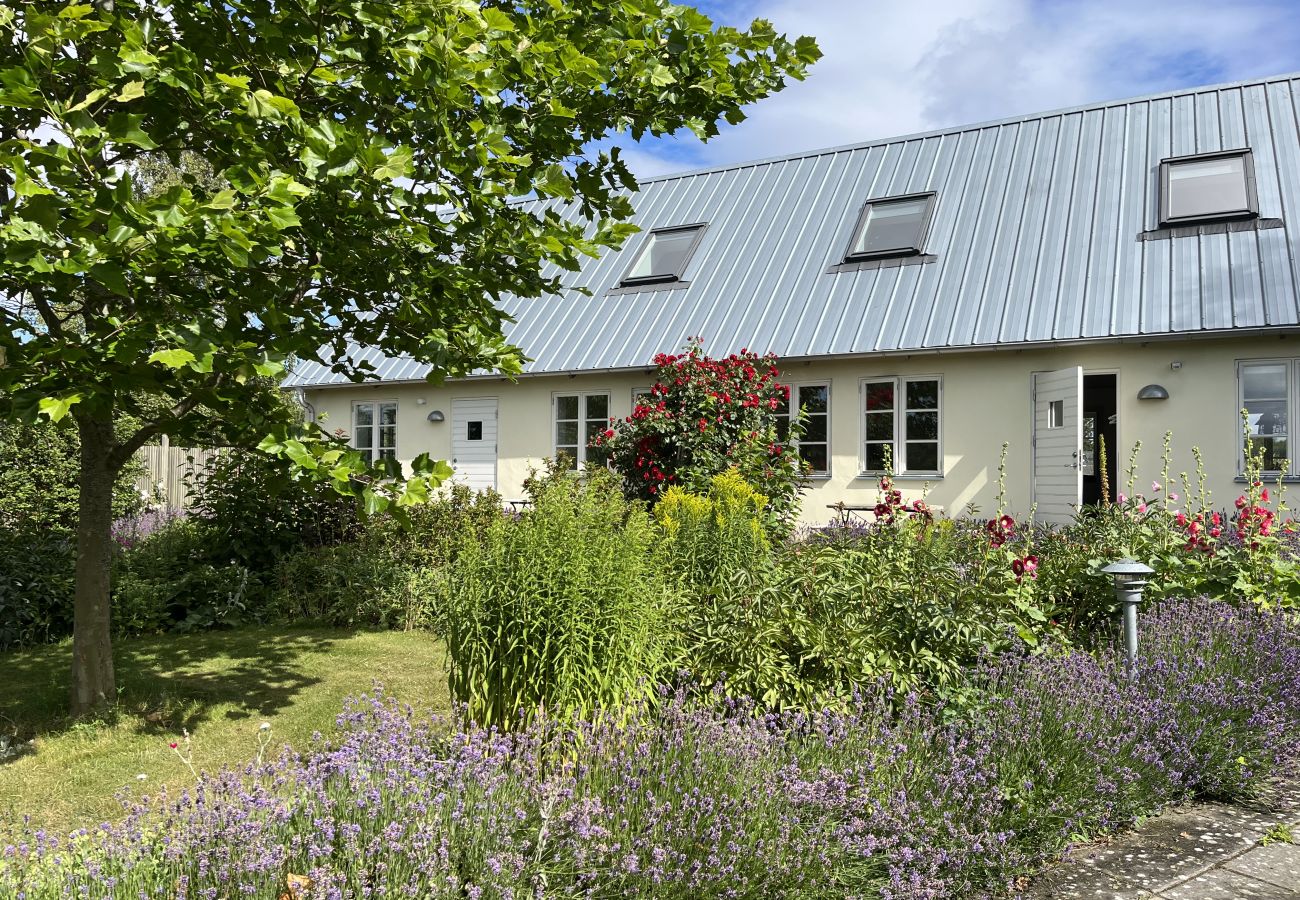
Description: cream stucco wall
xmin=304 ymin=333 xmax=1290 ymax=525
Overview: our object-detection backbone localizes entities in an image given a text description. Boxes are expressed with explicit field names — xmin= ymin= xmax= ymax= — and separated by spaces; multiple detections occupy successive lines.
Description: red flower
xmin=169 ymin=742 xmax=178 ymax=750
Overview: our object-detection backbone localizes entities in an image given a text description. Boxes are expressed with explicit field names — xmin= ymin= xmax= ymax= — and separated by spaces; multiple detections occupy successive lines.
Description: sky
xmin=609 ymin=0 xmax=1300 ymax=179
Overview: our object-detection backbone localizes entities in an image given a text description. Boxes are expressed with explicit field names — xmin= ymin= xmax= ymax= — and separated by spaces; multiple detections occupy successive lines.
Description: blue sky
xmin=611 ymin=0 xmax=1300 ymax=179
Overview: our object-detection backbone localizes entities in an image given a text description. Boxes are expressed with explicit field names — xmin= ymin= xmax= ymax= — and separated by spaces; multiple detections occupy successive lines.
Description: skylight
xmin=845 ymin=193 xmax=937 ymax=260
xmin=621 ymin=224 xmax=706 ymax=286
xmin=1160 ymin=150 xmax=1257 ymax=226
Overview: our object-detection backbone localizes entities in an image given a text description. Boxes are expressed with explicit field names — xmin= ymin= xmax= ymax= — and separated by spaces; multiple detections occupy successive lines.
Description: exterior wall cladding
xmin=306 ymin=334 xmax=1282 ymax=527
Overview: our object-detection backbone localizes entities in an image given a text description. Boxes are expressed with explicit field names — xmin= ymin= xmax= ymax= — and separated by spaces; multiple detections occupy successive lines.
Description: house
xmin=284 ymin=72 xmax=1300 ymax=526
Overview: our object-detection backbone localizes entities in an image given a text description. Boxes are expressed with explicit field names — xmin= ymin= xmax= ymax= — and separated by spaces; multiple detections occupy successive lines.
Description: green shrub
xmin=0 ymin=420 xmax=145 ymax=536
xmin=112 ymin=518 xmax=258 ymax=633
xmin=189 ymin=448 xmax=358 ymax=571
xmin=445 ymin=470 xmax=676 ymax=728
xmin=0 ymin=531 xmax=76 ymax=651
xmin=271 ymin=542 xmax=445 ymax=631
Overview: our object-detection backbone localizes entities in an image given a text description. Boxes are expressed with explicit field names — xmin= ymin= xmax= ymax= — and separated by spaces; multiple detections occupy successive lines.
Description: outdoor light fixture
xmin=1137 ymin=384 xmax=1170 ymax=400
xmin=426 ymin=410 xmax=445 ymax=423
xmin=1101 ymin=558 xmax=1154 ymax=663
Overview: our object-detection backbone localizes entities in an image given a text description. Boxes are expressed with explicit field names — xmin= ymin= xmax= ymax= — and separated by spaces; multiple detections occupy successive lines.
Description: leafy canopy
xmin=0 ymin=0 xmax=819 ymax=511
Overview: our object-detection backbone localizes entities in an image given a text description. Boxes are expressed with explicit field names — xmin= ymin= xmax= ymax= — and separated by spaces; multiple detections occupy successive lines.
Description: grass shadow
xmin=0 ymin=626 xmax=354 ymax=748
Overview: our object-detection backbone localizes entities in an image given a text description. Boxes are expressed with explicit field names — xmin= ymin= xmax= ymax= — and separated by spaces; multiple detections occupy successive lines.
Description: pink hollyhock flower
xmin=1152 ymin=481 xmax=1162 ymax=493
xmin=1169 ymin=492 xmax=1180 ymax=502
xmin=1117 ymin=493 xmax=1127 ymax=504
xmin=1261 ymin=488 xmax=1271 ymax=502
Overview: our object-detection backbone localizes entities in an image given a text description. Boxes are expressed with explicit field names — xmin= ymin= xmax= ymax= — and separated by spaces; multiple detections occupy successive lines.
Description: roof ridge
xmin=632 ymin=70 xmax=1300 ymax=186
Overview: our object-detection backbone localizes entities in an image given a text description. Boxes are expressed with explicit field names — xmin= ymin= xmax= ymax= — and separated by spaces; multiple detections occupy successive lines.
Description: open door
xmin=1032 ymin=367 xmax=1082 ymax=525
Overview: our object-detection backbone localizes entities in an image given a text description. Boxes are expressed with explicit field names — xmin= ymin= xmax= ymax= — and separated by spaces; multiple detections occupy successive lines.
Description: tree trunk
xmin=71 ymin=412 xmax=117 ymax=716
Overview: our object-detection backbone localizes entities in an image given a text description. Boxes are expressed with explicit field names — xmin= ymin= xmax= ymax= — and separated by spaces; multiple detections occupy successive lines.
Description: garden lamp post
xmin=1101 ymin=559 xmax=1155 ymax=663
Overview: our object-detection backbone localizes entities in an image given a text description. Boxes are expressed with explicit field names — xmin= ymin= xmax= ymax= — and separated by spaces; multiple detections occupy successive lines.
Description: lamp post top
xmin=1101 ymin=558 xmax=1155 ymax=577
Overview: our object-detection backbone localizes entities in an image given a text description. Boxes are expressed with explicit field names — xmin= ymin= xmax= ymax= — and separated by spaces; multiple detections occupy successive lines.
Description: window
xmin=554 ymin=392 xmax=610 ymax=468
xmin=352 ymin=401 xmax=397 ymax=464
xmin=620 ymin=224 xmax=707 ymax=286
xmin=467 ymin=421 xmax=483 ymax=441
xmin=1239 ymin=360 xmax=1290 ymax=473
xmin=1160 ymin=150 xmax=1257 ymax=226
xmin=845 ymin=193 xmax=936 ymax=260
xmin=1048 ymin=400 xmax=1064 ymax=429
xmin=776 ymin=383 xmax=830 ymax=475
xmin=862 ymin=377 xmax=941 ymax=474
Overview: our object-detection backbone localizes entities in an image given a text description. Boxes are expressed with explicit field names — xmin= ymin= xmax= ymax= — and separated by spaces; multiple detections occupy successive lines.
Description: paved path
xmin=1024 ymin=779 xmax=1300 ymax=898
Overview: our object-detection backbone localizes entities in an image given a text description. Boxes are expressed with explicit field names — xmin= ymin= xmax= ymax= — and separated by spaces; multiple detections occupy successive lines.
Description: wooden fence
xmin=133 ymin=440 xmax=224 ymax=510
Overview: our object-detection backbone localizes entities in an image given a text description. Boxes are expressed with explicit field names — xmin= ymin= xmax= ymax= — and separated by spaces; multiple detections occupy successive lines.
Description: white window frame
xmin=351 ymin=400 xmax=398 ymax=465
xmin=777 ymin=381 xmax=831 ymax=477
xmin=553 ymin=391 xmax=612 ymax=469
xmin=632 ymin=386 xmax=654 ymax=407
xmin=859 ymin=375 xmax=943 ymax=476
xmin=1237 ymin=358 xmax=1293 ymax=475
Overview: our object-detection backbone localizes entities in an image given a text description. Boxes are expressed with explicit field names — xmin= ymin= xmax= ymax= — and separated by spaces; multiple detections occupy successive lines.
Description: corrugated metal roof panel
xmin=283 ymin=72 xmax=1300 ymax=389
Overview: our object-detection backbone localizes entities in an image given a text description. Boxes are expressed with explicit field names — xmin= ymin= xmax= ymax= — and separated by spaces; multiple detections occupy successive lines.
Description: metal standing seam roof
xmin=284 ymin=71 xmax=1300 ymax=389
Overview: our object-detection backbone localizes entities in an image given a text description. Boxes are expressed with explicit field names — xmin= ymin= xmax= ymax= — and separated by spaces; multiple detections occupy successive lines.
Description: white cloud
xmin=617 ymin=0 xmax=1300 ymax=179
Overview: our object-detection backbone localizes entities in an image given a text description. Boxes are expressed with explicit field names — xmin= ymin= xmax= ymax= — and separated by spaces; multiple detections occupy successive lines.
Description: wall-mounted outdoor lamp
xmin=426 ymin=410 xmax=445 ymax=423
xmin=1137 ymin=384 xmax=1170 ymax=400
xmin=1101 ymin=558 xmax=1154 ymax=663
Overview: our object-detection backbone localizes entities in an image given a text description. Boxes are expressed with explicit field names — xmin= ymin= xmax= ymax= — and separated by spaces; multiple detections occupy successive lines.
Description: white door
xmin=451 ymin=398 xmax=498 ymax=492
xmin=1032 ymin=367 xmax=1082 ymax=525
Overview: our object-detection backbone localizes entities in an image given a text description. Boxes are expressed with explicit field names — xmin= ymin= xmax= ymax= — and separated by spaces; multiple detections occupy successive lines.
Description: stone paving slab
xmin=1022 ymin=780 xmax=1300 ymax=899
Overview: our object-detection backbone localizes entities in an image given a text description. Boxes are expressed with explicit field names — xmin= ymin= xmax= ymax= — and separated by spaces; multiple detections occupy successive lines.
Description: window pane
xmin=354 ymin=425 xmax=373 ymax=450
xmin=799 ymin=385 xmax=828 ymax=414
xmin=865 ymin=382 xmax=894 ymax=411
xmin=556 ymin=395 xmax=579 ymax=420
xmin=1048 ymin=400 xmax=1064 ymax=429
xmin=801 ymin=444 xmax=828 ymax=474
xmin=626 ymin=228 xmax=701 ymax=281
xmin=865 ymin=412 xmax=893 ymax=441
xmin=585 ymin=394 xmax=608 ymax=420
xmin=803 ymin=414 xmax=828 ymax=443
xmin=584 ymin=420 xmax=605 ymax=445
xmin=852 ymin=196 xmax=930 ymax=256
xmin=378 ymin=426 xmax=396 ymax=450
xmin=354 ymin=404 xmax=373 ymax=427
xmin=905 ymin=411 xmax=938 ymax=441
xmin=379 ymin=403 xmax=397 ymax=425
xmin=556 ymin=421 xmax=579 ymax=446
xmin=467 ymin=421 xmax=482 ymax=441
xmin=865 ymin=442 xmax=892 ymax=471
xmin=1167 ymin=155 xmax=1249 ymax=220
xmin=906 ymin=442 xmax=939 ymax=472
xmin=1242 ymin=363 xmax=1287 ymax=400
xmin=905 ymin=380 xmax=938 ymax=410
xmin=358 ymin=448 xmax=373 ymax=465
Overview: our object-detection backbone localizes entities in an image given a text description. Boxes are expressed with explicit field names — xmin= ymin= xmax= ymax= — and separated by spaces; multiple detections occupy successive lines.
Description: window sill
xmin=801 ymin=473 xmax=832 ymax=481
xmin=1234 ymin=475 xmax=1297 ymax=483
xmin=857 ymin=472 xmax=943 ymax=480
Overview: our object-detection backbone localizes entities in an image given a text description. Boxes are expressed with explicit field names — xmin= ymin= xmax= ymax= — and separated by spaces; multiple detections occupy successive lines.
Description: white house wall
xmin=306 ymin=334 xmax=1288 ymax=526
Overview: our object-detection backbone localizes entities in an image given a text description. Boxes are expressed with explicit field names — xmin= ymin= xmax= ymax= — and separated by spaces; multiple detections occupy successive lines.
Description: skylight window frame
xmin=619 ymin=223 xmax=709 ymax=288
xmin=843 ymin=192 xmax=938 ymax=262
xmin=1158 ymin=149 xmax=1259 ymax=227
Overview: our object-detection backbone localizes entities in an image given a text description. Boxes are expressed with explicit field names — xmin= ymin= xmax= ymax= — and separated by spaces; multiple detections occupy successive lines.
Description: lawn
xmin=0 ymin=625 xmax=449 ymax=834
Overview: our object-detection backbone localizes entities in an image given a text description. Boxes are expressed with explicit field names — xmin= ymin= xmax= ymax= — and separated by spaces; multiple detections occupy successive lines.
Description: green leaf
xmin=148 ymin=348 xmax=196 ymax=369
xmin=482 ymin=8 xmax=516 ymax=31
xmin=283 ymin=439 xmax=318 ymax=470
xmin=38 ymin=395 xmax=81 ymax=422
xmin=105 ymin=112 xmax=157 ymax=149
xmin=648 ymin=64 xmax=676 ymax=87
xmin=373 ymin=145 xmax=413 ymax=181
xmin=115 ymin=81 xmax=146 ymax=103
xmin=89 ymin=261 xmax=129 ymax=295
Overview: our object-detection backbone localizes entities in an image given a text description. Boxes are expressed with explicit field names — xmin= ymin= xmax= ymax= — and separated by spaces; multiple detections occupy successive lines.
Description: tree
xmin=0 ymin=1 xmax=817 ymax=714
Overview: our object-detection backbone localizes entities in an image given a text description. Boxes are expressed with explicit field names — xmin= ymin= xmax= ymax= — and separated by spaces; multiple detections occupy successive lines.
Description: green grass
xmin=0 ymin=625 xmax=449 ymax=834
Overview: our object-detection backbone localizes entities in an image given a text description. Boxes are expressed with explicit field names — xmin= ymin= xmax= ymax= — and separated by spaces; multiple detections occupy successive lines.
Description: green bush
xmin=112 ymin=518 xmax=259 ymax=633
xmin=189 ymin=448 xmax=359 ymax=571
xmin=445 ymin=470 xmax=676 ymax=728
xmin=0 ymin=531 xmax=76 ymax=651
xmin=0 ymin=420 xmax=145 ymax=535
